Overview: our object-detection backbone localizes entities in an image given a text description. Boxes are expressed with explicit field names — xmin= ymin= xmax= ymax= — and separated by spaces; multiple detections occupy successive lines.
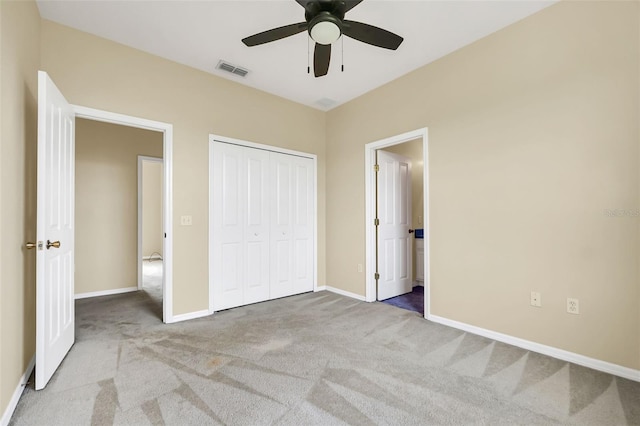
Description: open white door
xmin=35 ymin=71 xmax=75 ymax=390
xmin=377 ymin=150 xmax=412 ymax=301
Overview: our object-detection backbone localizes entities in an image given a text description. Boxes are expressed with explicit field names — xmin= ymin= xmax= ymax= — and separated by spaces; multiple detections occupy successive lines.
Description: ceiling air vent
xmin=315 ymin=98 xmax=337 ymax=109
xmin=216 ymin=60 xmax=249 ymax=78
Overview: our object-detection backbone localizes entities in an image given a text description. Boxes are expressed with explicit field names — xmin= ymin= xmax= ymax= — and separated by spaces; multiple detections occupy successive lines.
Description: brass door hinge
xmin=374 ymin=272 xmax=380 ymax=280
xmin=374 ymin=164 xmax=379 ymax=172
xmin=374 ymin=218 xmax=379 ymax=226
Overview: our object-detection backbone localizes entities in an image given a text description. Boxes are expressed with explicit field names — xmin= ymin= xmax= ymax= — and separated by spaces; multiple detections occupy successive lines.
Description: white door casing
xmin=377 ymin=150 xmax=413 ymax=301
xmin=36 ymin=71 xmax=75 ymax=390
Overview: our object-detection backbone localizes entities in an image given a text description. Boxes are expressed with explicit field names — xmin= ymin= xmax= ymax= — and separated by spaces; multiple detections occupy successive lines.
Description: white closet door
xmin=212 ymin=141 xmax=315 ymax=310
xmin=212 ymin=143 xmax=245 ymax=310
xmin=292 ymin=156 xmax=314 ymax=294
xmin=244 ymin=147 xmax=271 ymax=304
xmin=270 ymin=153 xmax=294 ymax=299
xmin=213 ymin=143 xmax=271 ymax=310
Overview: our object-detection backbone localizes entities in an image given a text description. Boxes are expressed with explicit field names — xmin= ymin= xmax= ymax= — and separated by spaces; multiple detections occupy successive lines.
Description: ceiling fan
xmin=242 ymin=0 xmax=404 ymax=78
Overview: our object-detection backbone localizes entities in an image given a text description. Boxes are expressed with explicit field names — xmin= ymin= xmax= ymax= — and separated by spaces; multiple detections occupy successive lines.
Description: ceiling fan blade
xmin=344 ymin=1 xmax=364 ymax=12
xmin=314 ymin=43 xmax=331 ymax=77
xmin=342 ymin=20 xmax=403 ymax=50
xmin=242 ymin=22 xmax=307 ymax=47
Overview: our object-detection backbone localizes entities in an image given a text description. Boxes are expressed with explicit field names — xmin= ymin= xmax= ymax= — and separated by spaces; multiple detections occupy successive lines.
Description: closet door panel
xmin=270 ymin=153 xmax=294 ymax=299
xmin=212 ymin=143 xmax=245 ymax=310
xmin=292 ymin=157 xmax=314 ymax=293
xmin=244 ymin=148 xmax=270 ymax=304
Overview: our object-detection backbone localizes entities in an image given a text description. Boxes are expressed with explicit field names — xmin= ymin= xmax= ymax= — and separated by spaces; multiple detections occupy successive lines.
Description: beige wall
xmin=326 ymin=1 xmax=639 ymax=369
xmin=40 ymin=19 xmax=327 ymax=315
xmin=384 ymin=138 xmax=424 ymax=282
xmin=0 ymin=0 xmax=40 ymax=418
xmin=142 ymin=160 xmax=163 ymax=258
xmin=75 ymin=119 xmax=162 ymax=295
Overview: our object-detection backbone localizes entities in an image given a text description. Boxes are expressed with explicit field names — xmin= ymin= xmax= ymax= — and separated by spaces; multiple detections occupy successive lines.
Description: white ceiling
xmin=36 ymin=0 xmax=556 ymax=111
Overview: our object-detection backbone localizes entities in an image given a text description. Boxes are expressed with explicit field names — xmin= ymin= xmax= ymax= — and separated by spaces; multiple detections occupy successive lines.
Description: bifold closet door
xmin=270 ymin=153 xmax=314 ymax=299
xmin=212 ymin=143 xmax=270 ymax=310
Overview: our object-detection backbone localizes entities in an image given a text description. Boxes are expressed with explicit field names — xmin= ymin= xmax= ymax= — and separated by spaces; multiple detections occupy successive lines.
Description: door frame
xmin=208 ymin=134 xmax=319 ymax=314
xmin=73 ymin=105 xmax=175 ymax=323
xmin=137 ymin=155 xmax=163 ymax=290
xmin=364 ymin=128 xmax=431 ymax=319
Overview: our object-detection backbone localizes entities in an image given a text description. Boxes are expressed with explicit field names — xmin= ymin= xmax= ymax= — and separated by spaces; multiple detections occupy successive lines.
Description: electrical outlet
xmin=180 ymin=215 xmax=193 ymax=226
xmin=530 ymin=291 xmax=542 ymax=307
xmin=567 ymin=298 xmax=579 ymax=314
xmin=357 ymin=264 xmax=363 ymax=273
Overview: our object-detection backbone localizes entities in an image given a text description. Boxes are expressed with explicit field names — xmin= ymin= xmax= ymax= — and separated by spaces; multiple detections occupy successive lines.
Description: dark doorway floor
xmin=380 ymin=285 xmax=424 ymax=314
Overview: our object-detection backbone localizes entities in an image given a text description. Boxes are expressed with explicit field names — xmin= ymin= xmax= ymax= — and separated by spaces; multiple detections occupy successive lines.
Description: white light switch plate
xmin=180 ymin=215 xmax=192 ymax=226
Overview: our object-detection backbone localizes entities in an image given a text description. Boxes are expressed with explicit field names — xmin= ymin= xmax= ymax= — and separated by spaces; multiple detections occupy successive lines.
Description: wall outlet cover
xmin=567 ymin=298 xmax=579 ymax=314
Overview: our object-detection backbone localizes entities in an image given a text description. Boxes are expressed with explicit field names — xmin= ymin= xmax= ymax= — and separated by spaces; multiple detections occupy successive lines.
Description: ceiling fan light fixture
xmin=309 ymin=14 xmax=341 ymax=45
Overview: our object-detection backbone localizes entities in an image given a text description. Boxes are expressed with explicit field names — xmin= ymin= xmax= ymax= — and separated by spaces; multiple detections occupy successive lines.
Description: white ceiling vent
xmin=315 ymin=98 xmax=338 ymax=109
xmin=216 ymin=60 xmax=249 ymax=78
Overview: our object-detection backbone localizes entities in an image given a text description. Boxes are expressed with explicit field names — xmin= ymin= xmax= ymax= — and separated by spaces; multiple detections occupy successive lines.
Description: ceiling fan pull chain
xmin=341 ymin=36 xmax=344 ymax=72
xmin=307 ymin=35 xmax=311 ymax=74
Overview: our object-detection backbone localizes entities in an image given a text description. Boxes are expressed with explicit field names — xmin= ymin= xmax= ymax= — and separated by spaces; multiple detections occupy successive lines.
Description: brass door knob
xmin=46 ymin=240 xmax=61 ymax=249
xmin=26 ymin=242 xmax=36 ymax=249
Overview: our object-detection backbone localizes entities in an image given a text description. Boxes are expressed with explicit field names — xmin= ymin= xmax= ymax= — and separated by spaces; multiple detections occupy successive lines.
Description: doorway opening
xmin=364 ymin=128 xmax=430 ymax=319
xmin=138 ymin=156 xmax=164 ymax=315
xmin=72 ymin=105 xmax=174 ymax=323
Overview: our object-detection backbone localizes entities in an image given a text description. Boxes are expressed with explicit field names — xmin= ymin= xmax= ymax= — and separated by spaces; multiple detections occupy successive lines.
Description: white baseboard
xmin=168 ymin=309 xmax=211 ymax=324
xmin=1 ymin=355 xmax=35 ymax=426
xmin=323 ymin=286 xmax=366 ymax=302
xmin=428 ymin=314 xmax=640 ymax=383
xmin=314 ymin=286 xmax=327 ymax=292
xmin=75 ymin=286 xmax=138 ymax=300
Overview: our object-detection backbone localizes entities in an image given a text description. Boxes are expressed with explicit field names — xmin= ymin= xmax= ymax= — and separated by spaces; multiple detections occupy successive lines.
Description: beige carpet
xmin=9 ymin=268 xmax=640 ymax=425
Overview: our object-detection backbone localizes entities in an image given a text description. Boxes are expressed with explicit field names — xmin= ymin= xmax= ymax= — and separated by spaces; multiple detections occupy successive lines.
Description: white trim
xmin=75 ymin=287 xmax=138 ymax=300
xmin=137 ymin=155 xmax=162 ymax=291
xmin=429 ymin=314 xmax=640 ymax=383
xmin=208 ymin=134 xmax=318 ymax=314
xmin=170 ymin=309 xmax=211 ymax=323
xmin=315 ymin=285 xmax=327 ymax=292
xmin=364 ymin=128 xmax=430 ymax=316
xmin=1 ymin=355 xmax=35 ymax=426
xmin=324 ymin=286 xmax=367 ymax=302
xmin=313 ymin=155 xmax=319 ymax=292
xmin=209 ymin=134 xmax=316 ymax=159
xmin=72 ymin=105 xmax=174 ymax=324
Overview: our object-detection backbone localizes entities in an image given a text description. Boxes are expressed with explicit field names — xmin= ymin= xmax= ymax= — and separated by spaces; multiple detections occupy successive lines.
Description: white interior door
xmin=244 ymin=147 xmax=271 ymax=304
xmin=377 ymin=150 xmax=413 ymax=301
xmin=291 ymin=156 xmax=314 ymax=294
xmin=270 ymin=153 xmax=294 ymax=299
xmin=36 ymin=71 xmax=75 ymax=390
xmin=212 ymin=143 xmax=245 ymax=310
xmin=212 ymin=143 xmax=271 ymax=310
